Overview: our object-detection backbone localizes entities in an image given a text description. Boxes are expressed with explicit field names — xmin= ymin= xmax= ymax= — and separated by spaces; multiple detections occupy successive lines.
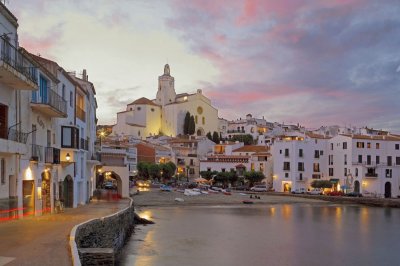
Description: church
xmin=112 ymin=64 xmax=219 ymax=138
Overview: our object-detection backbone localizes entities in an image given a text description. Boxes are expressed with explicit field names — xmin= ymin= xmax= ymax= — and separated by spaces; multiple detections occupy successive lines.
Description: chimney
xmin=83 ymin=69 xmax=87 ymax=81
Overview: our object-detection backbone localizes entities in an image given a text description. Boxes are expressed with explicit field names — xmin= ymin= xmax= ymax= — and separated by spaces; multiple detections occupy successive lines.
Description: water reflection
xmin=121 ymin=204 xmax=400 ymax=266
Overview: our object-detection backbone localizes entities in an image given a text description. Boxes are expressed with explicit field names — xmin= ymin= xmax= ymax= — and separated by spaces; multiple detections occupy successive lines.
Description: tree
xmin=244 ymin=171 xmax=265 ymax=186
xmin=200 ymin=170 xmax=218 ymax=180
xmin=212 ymin=131 xmax=220 ymax=144
xmin=311 ymin=180 xmax=332 ymax=189
xmin=183 ymin=112 xmax=190 ymax=135
xmin=206 ymin=132 xmax=212 ymax=141
xmin=137 ymin=162 xmax=149 ymax=179
xmin=230 ymin=134 xmax=254 ymax=145
xmin=188 ymin=115 xmax=196 ymax=135
xmin=148 ymin=164 xmax=161 ymax=180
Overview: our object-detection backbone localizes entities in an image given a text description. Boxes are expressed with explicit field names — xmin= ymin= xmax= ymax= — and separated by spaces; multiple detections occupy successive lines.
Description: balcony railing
xmin=3 ymin=128 xmax=29 ymax=144
xmin=31 ymin=144 xmax=43 ymax=162
xmin=312 ymin=174 xmax=321 ymax=179
xmin=227 ymin=130 xmax=245 ymax=133
xmin=0 ymin=37 xmax=38 ymax=86
xmin=45 ymin=147 xmax=60 ymax=164
xmin=365 ymin=173 xmax=378 ymax=178
xmin=31 ymin=88 xmax=67 ymax=117
xmin=76 ymin=105 xmax=86 ymax=122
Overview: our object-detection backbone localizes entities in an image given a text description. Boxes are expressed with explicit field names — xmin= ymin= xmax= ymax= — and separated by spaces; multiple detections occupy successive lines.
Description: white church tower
xmin=156 ymin=64 xmax=176 ymax=106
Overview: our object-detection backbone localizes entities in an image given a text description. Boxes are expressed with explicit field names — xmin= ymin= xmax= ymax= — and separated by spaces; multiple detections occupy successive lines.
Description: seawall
xmin=69 ymin=198 xmax=134 ymax=266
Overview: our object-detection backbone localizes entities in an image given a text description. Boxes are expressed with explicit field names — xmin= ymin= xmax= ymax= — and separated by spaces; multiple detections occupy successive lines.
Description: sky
xmin=7 ymin=0 xmax=400 ymax=132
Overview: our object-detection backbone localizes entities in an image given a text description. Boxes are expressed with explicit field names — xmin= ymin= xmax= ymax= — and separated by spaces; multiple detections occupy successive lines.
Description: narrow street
xmin=0 ymin=198 xmax=129 ymax=266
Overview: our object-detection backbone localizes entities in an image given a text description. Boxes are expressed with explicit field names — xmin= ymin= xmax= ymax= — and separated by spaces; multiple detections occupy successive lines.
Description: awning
xmin=329 ymin=179 xmax=340 ymax=184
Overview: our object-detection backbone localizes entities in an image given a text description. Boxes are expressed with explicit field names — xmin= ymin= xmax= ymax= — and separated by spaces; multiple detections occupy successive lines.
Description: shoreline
xmin=132 ymin=189 xmax=400 ymax=209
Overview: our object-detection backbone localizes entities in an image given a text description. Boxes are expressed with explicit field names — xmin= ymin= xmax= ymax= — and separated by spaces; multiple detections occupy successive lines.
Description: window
xmin=259 ymin=163 xmax=264 ymax=172
xmin=189 ymin=168 xmax=195 ymax=175
xmin=284 ymin=149 xmax=289 ymax=157
xmin=314 ymin=150 xmax=319 ymax=159
xmin=0 ymin=158 xmax=5 ymax=185
xmin=62 ymin=84 xmax=65 ymax=100
xmin=61 ymin=126 xmax=79 ymax=148
xmin=313 ymin=163 xmax=320 ymax=172
xmin=396 ymin=144 xmax=399 ymax=150
xmin=396 ymin=157 xmax=400 ymax=166
xmin=299 ymin=149 xmax=303 ymax=157
xmin=355 ymin=168 xmax=358 ymax=177
xmin=367 ymin=155 xmax=371 ymax=165
xmin=202 ymin=117 xmax=205 ymax=125
xmin=358 ymin=155 xmax=362 ymax=163
xmin=137 ymin=107 xmax=141 ymax=111
xmin=279 ymin=150 xmax=282 ymax=154
xmin=376 ymin=143 xmax=380 ymax=149
xmin=329 ymin=155 xmax=333 ymax=165
xmin=356 ymin=142 xmax=364 ymax=148
xmin=285 ymin=173 xmax=289 ymax=178
xmin=298 ymin=162 xmax=304 ymax=171
xmin=299 ymin=173 xmax=303 ymax=180
xmin=207 ymin=168 xmax=211 ymax=172
xmin=195 ymin=115 xmax=198 ymax=124
xmin=386 ymin=169 xmax=392 ymax=178
xmin=151 ymin=108 xmax=154 ymax=112
xmin=283 ymin=162 xmax=290 ymax=171
xmin=0 ymin=104 xmax=8 ymax=139
xmin=344 ymin=168 xmax=347 ymax=176
xmin=344 ymin=154 xmax=347 ymax=165
xmin=69 ymin=91 xmax=73 ymax=107
xmin=190 ymin=159 xmax=194 ymax=166
xmin=387 ymin=156 xmax=392 ymax=166
xmin=330 ymin=143 xmax=333 ymax=150
xmin=343 ymin=142 xmax=347 ymax=149
xmin=367 ymin=142 xmax=371 ymax=149
xmin=329 ymin=168 xmax=334 ymax=176
xmin=320 ymin=150 xmax=323 ymax=156
xmin=376 ymin=156 xmax=380 ymax=165
xmin=221 ymin=168 xmax=226 ymax=172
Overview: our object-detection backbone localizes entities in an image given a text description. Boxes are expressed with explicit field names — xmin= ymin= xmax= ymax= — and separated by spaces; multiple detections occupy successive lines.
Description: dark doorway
xmin=23 ymin=180 xmax=34 ymax=216
xmin=384 ymin=182 xmax=391 ymax=198
xmin=63 ymin=175 xmax=74 ymax=208
xmin=354 ymin=180 xmax=360 ymax=193
xmin=41 ymin=172 xmax=51 ymax=214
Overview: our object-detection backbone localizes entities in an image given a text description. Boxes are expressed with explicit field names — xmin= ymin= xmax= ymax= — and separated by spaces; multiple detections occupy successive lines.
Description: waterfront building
xmin=223 ymin=114 xmax=272 ymax=140
xmin=272 ymin=133 xmax=330 ymax=192
xmin=112 ymin=64 xmax=219 ymax=138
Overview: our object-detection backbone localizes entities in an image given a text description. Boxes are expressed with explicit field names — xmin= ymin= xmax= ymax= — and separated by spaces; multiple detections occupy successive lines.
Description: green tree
xmin=148 ymin=164 xmax=161 ymax=180
xmin=206 ymin=132 xmax=212 ymax=141
xmin=137 ymin=162 xmax=149 ymax=179
xmin=311 ymin=180 xmax=332 ymax=189
xmin=244 ymin=171 xmax=265 ymax=186
xmin=183 ymin=112 xmax=190 ymax=135
xmin=230 ymin=134 xmax=254 ymax=145
xmin=212 ymin=131 xmax=220 ymax=144
xmin=215 ymin=172 xmax=230 ymax=186
xmin=188 ymin=115 xmax=196 ymax=135
xmin=200 ymin=170 xmax=218 ymax=180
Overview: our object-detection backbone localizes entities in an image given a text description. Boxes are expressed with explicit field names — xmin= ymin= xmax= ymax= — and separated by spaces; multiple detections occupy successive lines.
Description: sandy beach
xmin=132 ymin=189 xmax=327 ymax=207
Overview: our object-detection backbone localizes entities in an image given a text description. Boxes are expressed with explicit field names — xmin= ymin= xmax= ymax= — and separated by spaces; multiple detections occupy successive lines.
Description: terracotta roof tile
xmin=128 ymin=97 xmax=160 ymax=106
xmin=232 ymin=145 xmax=270 ymax=153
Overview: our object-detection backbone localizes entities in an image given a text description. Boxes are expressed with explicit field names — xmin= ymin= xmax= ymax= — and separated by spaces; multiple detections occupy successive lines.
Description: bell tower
xmin=156 ymin=64 xmax=176 ymax=106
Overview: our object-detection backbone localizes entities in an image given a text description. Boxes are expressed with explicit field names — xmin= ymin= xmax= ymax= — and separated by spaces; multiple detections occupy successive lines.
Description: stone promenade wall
xmin=70 ymin=199 xmax=134 ymax=266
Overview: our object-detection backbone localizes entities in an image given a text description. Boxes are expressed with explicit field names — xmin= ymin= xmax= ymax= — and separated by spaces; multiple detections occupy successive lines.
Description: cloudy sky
xmin=8 ymin=0 xmax=400 ymax=132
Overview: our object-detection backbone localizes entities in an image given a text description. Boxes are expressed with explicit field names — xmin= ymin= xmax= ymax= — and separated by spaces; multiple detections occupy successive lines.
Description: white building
xmin=113 ymin=64 xmax=219 ymax=138
xmin=224 ymin=114 xmax=271 ymax=140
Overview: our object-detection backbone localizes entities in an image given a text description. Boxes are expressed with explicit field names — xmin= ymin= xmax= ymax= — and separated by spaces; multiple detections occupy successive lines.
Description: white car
xmin=308 ymin=188 xmax=323 ymax=195
xmin=292 ymin=188 xmax=307 ymax=194
xmin=250 ymin=185 xmax=268 ymax=192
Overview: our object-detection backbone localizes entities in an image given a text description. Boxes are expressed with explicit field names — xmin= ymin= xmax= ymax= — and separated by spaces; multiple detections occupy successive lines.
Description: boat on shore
xmin=242 ymin=200 xmax=254 ymax=204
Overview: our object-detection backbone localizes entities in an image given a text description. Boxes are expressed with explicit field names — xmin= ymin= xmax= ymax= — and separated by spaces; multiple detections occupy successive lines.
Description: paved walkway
xmin=0 ymin=199 xmax=129 ymax=266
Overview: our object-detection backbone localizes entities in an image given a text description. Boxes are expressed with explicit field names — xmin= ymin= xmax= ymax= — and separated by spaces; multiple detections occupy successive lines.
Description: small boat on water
xmin=184 ymin=189 xmax=201 ymax=196
xmin=223 ymin=192 xmax=232 ymax=195
xmin=242 ymin=200 xmax=254 ymax=204
xmin=200 ymin=191 xmax=209 ymax=195
xmin=175 ymin=197 xmax=184 ymax=202
xmin=160 ymin=185 xmax=173 ymax=192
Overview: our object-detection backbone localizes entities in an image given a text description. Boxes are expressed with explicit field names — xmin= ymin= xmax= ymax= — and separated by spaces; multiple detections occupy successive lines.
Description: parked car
xmin=326 ymin=191 xmax=344 ymax=196
xmin=232 ymin=185 xmax=250 ymax=191
xmin=104 ymin=182 xmax=116 ymax=189
xmin=292 ymin=188 xmax=307 ymax=194
xmin=345 ymin=192 xmax=363 ymax=197
xmin=308 ymin=188 xmax=323 ymax=195
xmin=250 ymin=185 xmax=268 ymax=192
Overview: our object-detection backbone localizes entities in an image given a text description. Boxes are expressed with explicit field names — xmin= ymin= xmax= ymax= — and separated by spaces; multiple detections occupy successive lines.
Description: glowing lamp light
xmin=25 ymin=167 xmax=33 ymax=180
xmin=66 ymin=153 xmax=71 ymax=162
xmin=37 ymin=187 xmax=42 ymax=200
xmin=337 ymin=183 xmax=341 ymax=191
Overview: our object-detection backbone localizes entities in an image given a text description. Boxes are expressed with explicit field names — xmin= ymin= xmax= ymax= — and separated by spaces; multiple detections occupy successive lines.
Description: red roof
xmin=128 ymin=97 xmax=160 ymax=106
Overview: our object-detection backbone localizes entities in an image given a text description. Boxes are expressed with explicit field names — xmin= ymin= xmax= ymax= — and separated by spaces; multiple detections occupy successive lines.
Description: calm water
xmin=121 ymin=204 xmax=400 ymax=266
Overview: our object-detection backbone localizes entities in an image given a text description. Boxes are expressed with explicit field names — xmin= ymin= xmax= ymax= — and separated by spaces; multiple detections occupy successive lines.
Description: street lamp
xmin=99 ymin=131 xmax=105 ymax=147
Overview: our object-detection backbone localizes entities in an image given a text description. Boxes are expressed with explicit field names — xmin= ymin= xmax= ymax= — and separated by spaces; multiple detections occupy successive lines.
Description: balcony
xmin=312 ymin=174 xmax=321 ymax=179
xmin=296 ymin=176 xmax=307 ymax=182
xmin=0 ymin=37 xmax=38 ymax=90
xmin=45 ymin=147 xmax=60 ymax=164
xmin=0 ymin=129 xmax=28 ymax=154
xmin=365 ymin=172 xmax=378 ymax=178
xmin=31 ymin=144 xmax=44 ymax=162
xmin=227 ymin=130 xmax=245 ymax=134
xmin=31 ymin=89 xmax=67 ymax=118
xmin=76 ymin=105 xmax=86 ymax=122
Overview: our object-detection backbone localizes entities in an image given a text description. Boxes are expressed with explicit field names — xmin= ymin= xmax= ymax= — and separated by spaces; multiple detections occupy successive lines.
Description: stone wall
xmin=71 ymin=199 xmax=134 ymax=265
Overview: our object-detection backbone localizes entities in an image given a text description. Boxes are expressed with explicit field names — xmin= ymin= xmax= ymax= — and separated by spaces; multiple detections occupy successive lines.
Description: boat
xmin=242 ymin=200 xmax=254 ymax=204
xmin=184 ymin=189 xmax=201 ymax=196
xmin=200 ymin=191 xmax=209 ymax=195
xmin=175 ymin=197 xmax=184 ymax=202
xmin=160 ymin=185 xmax=173 ymax=192
xmin=223 ymin=191 xmax=232 ymax=195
